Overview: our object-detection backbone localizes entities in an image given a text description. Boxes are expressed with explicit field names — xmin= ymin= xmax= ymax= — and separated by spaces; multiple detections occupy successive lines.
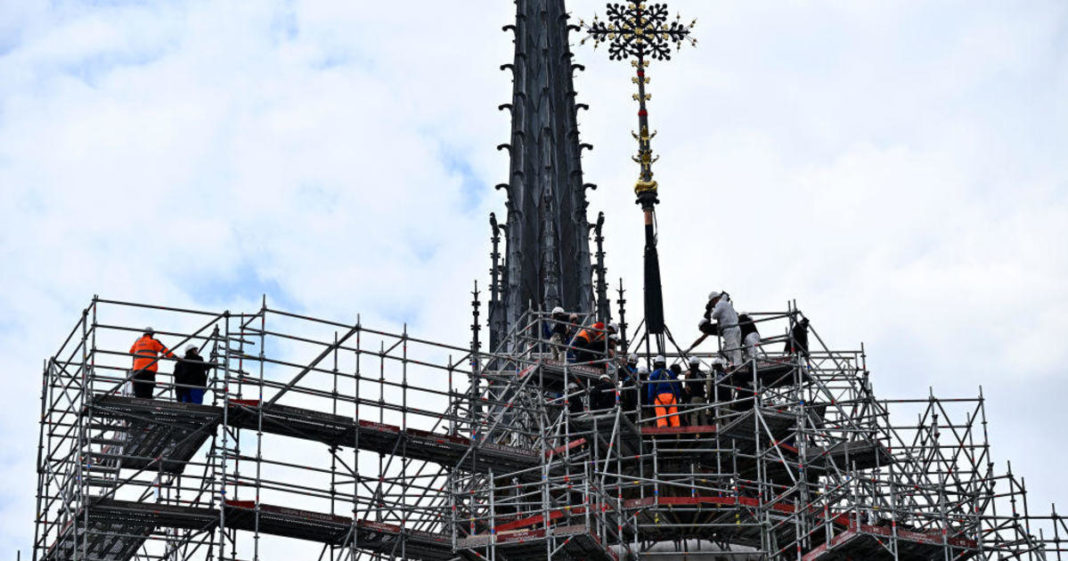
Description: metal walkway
xmin=91 ymin=395 xmax=539 ymax=475
xmin=459 ymin=524 xmax=618 ymax=561
xmin=44 ymin=499 xmax=453 ymax=561
xmin=801 ymin=523 xmax=978 ymax=561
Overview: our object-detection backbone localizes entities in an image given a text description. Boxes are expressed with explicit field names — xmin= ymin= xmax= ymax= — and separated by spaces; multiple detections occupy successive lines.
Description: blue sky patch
xmin=438 ymin=146 xmax=485 ymax=214
xmin=184 ymin=261 xmax=299 ymax=312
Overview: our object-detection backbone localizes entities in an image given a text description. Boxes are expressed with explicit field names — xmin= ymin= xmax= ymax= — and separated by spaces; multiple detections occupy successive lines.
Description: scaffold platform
xmin=804 ymin=439 xmax=894 ymax=472
xmin=458 ymin=524 xmax=618 ymax=561
xmin=45 ymin=499 xmax=453 ymax=561
xmin=519 ymin=359 xmax=611 ymax=391
xmin=91 ymin=395 xmax=539 ymax=474
xmin=800 ymin=523 xmax=978 ymax=561
xmin=718 ymin=360 xmax=811 ymax=390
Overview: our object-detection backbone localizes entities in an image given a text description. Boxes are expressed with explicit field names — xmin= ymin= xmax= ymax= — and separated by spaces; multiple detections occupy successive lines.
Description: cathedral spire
xmin=490 ymin=0 xmax=596 ymax=350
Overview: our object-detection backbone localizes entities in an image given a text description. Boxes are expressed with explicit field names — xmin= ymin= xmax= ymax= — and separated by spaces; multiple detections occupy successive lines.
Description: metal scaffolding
xmin=34 ymin=296 xmax=1067 ymax=560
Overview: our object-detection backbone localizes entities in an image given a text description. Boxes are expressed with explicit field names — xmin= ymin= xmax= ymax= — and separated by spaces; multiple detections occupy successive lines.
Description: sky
xmin=1 ymin=0 xmax=1067 ymax=555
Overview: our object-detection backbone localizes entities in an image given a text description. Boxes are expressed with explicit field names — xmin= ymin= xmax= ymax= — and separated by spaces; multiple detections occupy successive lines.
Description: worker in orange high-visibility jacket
xmin=570 ymin=321 xmax=605 ymax=364
xmin=129 ymin=327 xmax=174 ymax=399
xmin=571 ymin=322 xmax=618 ymax=365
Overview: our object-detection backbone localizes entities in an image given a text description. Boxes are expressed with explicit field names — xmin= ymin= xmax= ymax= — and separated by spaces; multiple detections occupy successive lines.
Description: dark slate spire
xmin=489 ymin=0 xmax=595 ymax=350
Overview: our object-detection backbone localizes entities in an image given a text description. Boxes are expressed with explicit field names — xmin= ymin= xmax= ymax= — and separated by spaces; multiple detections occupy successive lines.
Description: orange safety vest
xmin=130 ymin=336 xmax=173 ymax=372
xmin=575 ymin=322 xmax=606 ymax=345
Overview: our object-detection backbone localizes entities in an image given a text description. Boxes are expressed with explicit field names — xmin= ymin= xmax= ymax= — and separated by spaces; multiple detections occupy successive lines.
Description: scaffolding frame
xmin=34 ymin=296 xmax=1065 ymax=561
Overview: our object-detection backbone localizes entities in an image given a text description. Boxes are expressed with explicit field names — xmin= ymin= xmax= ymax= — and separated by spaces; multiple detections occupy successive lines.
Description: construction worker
xmin=571 ymin=321 xmax=608 ymax=364
xmin=173 ymin=345 xmax=211 ymax=404
xmin=688 ymin=291 xmax=742 ymax=366
xmin=738 ymin=312 xmax=762 ymax=363
xmin=606 ymin=332 xmax=621 ymax=365
xmin=669 ymin=364 xmax=686 ymax=425
xmin=589 ymin=373 xmax=617 ymax=411
xmin=784 ymin=315 xmax=810 ymax=358
xmin=684 ymin=356 xmax=708 ymax=426
xmin=692 ymin=318 xmax=717 ymax=348
xmin=707 ymin=357 xmax=728 ymax=404
xmin=625 ymin=353 xmax=639 ymax=375
xmin=635 ymin=363 xmax=652 ymax=416
xmin=545 ymin=306 xmax=571 ymax=359
xmin=620 ymin=359 xmax=639 ymax=416
xmin=646 ymin=356 xmax=681 ymax=428
xmin=129 ymin=327 xmax=174 ymax=399
xmin=566 ymin=381 xmax=584 ymax=416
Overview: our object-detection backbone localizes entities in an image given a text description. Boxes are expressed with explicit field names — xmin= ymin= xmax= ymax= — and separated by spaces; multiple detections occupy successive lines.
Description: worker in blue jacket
xmin=646 ymin=356 xmax=682 ymax=427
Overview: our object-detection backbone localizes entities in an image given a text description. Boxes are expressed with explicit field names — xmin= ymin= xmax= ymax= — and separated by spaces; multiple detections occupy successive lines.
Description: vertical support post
xmin=254 ymin=301 xmax=266 ymax=561
xmin=76 ymin=305 xmax=89 ymax=561
xmin=402 ymin=323 xmax=408 ymax=432
xmin=217 ymin=310 xmax=231 ymax=561
xmin=329 ymin=326 xmax=339 ymax=561
xmin=488 ymin=468 xmax=496 ymax=561
xmin=377 ymin=339 xmax=385 ymax=523
xmin=33 ymin=357 xmax=48 ymax=561
xmin=352 ymin=316 xmax=361 ymax=559
xmin=616 ymin=278 xmax=628 ymax=352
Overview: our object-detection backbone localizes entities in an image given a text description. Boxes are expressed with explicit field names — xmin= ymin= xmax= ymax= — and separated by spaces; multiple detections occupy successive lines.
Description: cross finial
xmin=580 ymin=2 xmax=696 ymax=208
xmin=581 ymin=3 xmax=697 ymax=62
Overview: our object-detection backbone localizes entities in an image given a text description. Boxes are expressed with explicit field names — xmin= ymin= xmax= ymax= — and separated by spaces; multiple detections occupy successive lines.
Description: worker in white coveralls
xmin=688 ymin=291 xmax=743 ymax=367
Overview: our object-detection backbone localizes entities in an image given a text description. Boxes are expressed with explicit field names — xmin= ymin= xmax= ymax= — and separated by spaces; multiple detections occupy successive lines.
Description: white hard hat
xmin=608 ymin=334 xmax=620 ymax=342
xmin=707 ymin=291 xmax=721 ymax=301
xmin=688 ymin=356 xmax=701 ymax=366
xmin=653 ymin=355 xmax=666 ymax=365
xmin=567 ymin=382 xmax=579 ymax=390
xmin=608 ymin=322 xmax=619 ymax=333
xmin=551 ymin=306 xmax=565 ymax=315
xmin=599 ymin=373 xmax=611 ymax=381
xmin=711 ymin=357 xmax=726 ymax=367
xmin=185 ymin=344 xmax=197 ymax=354
xmin=627 ymin=353 xmax=638 ymax=363
xmin=637 ymin=365 xmax=649 ymax=374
